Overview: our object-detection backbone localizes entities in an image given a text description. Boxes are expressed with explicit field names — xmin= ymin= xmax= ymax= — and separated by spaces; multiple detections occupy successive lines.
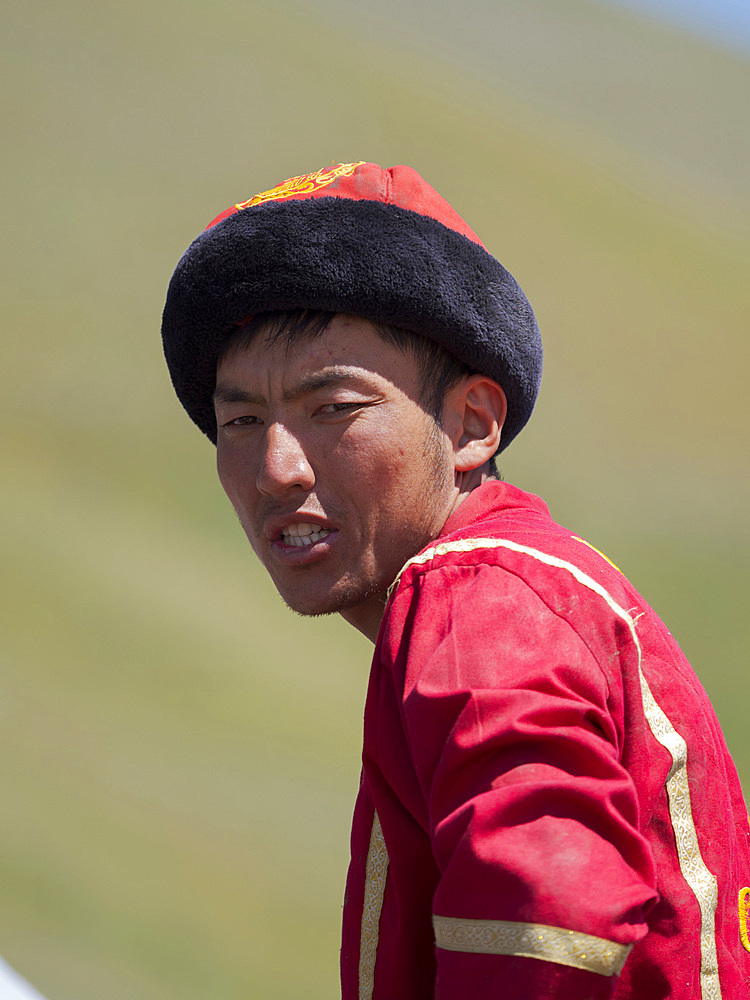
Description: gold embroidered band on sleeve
xmin=395 ymin=536 xmax=723 ymax=999
xmin=738 ymin=888 xmax=750 ymax=953
xmin=433 ymin=915 xmax=632 ymax=976
xmin=358 ymin=811 xmax=389 ymax=1000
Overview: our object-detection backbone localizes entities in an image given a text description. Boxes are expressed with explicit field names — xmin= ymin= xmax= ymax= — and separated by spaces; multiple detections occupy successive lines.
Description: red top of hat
xmin=205 ymin=161 xmax=485 ymax=248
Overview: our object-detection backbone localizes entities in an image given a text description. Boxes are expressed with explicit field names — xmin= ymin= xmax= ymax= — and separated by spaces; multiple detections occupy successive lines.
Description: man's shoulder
xmin=377 ymin=485 xmax=648 ymax=698
xmin=389 ymin=481 xmax=631 ymax=612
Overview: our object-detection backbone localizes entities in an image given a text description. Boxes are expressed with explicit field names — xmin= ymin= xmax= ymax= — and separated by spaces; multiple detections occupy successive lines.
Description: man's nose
xmin=256 ymin=422 xmax=315 ymax=496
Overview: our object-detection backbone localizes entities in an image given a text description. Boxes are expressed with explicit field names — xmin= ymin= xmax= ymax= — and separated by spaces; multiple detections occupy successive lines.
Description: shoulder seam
xmin=389 ymin=535 xmax=603 ymax=598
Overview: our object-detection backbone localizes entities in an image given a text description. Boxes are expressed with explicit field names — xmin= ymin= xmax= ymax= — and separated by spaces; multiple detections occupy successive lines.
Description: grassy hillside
xmin=2 ymin=0 xmax=748 ymax=996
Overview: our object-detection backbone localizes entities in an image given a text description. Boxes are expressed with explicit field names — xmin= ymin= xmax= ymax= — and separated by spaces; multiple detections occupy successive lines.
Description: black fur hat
xmin=162 ymin=161 xmax=542 ymax=451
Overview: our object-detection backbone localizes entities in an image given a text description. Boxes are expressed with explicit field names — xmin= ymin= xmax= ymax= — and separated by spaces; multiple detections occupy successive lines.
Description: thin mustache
xmin=254 ymin=497 xmax=342 ymax=535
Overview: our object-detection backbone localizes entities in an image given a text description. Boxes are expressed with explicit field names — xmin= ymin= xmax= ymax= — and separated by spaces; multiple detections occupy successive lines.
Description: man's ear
xmin=444 ymin=375 xmax=507 ymax=472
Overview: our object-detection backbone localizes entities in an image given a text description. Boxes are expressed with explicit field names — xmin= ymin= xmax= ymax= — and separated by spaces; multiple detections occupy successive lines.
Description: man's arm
xmin=387 ymin=562 xmax=658 ymax=999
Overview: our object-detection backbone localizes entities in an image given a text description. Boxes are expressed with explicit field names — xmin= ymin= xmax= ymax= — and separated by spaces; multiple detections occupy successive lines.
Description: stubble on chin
xmin=277 ymin=573 xmax=388 ymax=619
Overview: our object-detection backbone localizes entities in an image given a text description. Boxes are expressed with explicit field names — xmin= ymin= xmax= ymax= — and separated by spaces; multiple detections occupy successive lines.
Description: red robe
xmin=341 ymin=482 xmax=750 ymax=999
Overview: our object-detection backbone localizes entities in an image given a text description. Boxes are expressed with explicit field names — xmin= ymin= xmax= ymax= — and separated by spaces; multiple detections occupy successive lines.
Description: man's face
xmin=214 ymin=315 xmax=460 ymax=628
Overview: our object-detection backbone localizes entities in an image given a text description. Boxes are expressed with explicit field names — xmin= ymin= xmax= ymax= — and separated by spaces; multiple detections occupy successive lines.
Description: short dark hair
xmin=220 ymin=309 xmax=502 ymax=474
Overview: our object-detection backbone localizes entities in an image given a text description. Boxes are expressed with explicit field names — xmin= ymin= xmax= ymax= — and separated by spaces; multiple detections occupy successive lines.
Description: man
xmin=162 ymin=162 xmax=750 ymax=999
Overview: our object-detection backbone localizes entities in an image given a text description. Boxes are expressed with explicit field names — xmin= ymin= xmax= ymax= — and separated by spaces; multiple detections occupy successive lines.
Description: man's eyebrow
xmin=212 ymin=384 xmax=263 ymax=406
xmin=213 ymin=369 xmax=368 ymax=407
xmin=284 ymin=369 xmax=363 ymax=400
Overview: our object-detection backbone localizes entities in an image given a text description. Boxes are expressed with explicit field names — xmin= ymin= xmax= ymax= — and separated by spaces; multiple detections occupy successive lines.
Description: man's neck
xmin=339 ymin=468 xmax=494 ymax=644
xmin=339 ymin=592 xmax=389 ymax=644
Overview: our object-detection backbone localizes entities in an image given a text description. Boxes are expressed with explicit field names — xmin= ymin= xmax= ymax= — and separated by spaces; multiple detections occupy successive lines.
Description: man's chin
xmin=282 ymin=598 xmax=337 ymax=619
xmin=277 ymin=580 xmax=387 ymax=619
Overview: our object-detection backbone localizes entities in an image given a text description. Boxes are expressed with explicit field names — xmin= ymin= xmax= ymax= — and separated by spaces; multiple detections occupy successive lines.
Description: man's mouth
xmin=280 ymin=523 xmax=334 ymax=547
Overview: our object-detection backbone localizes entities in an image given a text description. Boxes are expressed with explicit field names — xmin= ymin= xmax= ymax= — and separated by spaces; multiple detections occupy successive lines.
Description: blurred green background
xmin=2 ymin=0 xmax=748 ymax=996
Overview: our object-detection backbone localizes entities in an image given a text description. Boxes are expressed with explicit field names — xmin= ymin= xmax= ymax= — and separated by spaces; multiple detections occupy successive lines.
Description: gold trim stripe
xmin=739 ymin=888 xmax=750 ymax=953
xmin=358 ymin=811 xmax=388 ymax=1000
xmin=636 ymin=654 xmax=721 ymax=999
xmin=394 ymin=536 xmax=722 ymax=998
xmin=433 ymin=915 xmax=632 ymax=976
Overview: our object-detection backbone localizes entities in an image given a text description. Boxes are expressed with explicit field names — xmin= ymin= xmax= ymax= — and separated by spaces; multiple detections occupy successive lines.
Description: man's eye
xmin=318 ymin=402 xmax=362 ymax=415
xmin=224 ymin=414 xmax=262 ymax=426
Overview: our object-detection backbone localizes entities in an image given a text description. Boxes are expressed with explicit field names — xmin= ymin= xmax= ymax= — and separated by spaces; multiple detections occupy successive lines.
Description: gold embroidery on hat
xmin=358 ymin=811 xmax=388 ymax=1000
xmin=739 ymin=888 xmax=750 ymax=953
xmin=433 ymin=915 xmax=632 ymax=976
xmin=236 ymin=162 xmax=365 ymax=210
xmin=391 ymin=537 xmax=722 ymax=998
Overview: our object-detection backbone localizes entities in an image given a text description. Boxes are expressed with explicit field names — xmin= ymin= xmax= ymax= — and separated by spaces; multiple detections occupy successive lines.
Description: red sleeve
xmin=386 ymin=562 xmax=658 ymax=999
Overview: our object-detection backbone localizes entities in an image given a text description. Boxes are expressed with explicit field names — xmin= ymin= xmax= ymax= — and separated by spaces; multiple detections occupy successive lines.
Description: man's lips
xmin=263 ymin=514 xmax=339 ymax=549
xmin=278 ymin=521 xmax=334 ymax=548
xmin=266 ymin=523 xmax=340 ymax=567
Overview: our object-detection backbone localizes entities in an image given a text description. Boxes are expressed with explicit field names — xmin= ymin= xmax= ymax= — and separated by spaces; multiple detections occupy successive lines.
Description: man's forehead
xmin=219 ymin=314 xmax=411 ymax=374
xmin=250 ymin=311 xmax=377 ymax=345
xmin=214 ymin=328 xmax=422 ymax=404
xmin=213 ymin=365 xmax=380 ymax=404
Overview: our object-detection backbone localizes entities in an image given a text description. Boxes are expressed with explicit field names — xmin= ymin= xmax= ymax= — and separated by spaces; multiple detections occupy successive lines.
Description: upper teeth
xmin=282 ymin=523 xmax=332 ymax=547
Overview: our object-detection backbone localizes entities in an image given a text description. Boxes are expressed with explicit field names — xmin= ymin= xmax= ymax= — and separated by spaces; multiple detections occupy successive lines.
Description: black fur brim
xmin=161 ymin=197 xmax=542 ymax=450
